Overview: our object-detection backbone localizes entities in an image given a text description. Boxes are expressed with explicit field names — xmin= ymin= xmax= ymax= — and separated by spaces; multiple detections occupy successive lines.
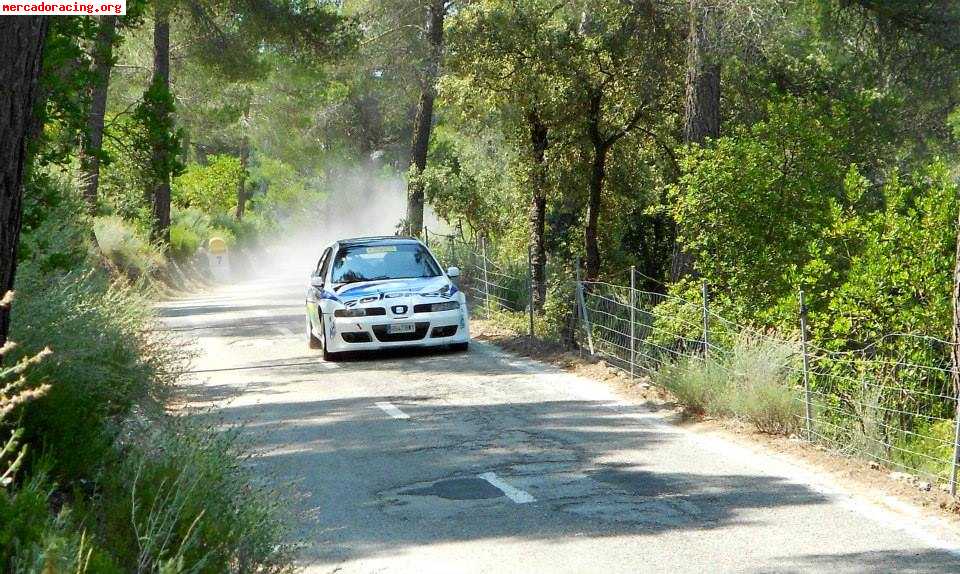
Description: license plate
xmin=387 ymin=323 xmax=416 ymax=334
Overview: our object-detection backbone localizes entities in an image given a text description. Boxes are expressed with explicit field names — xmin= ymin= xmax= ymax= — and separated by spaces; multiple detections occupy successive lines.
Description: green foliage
xmin=88 ymin=419 xmax=297 ymax=573
xmin=672 ymin=96 xmax=884 ymax=322
xmin=31 ymin=17 xmax=98 ymax=166
xmin=657 ymin=335 xmax=802 ymax=434
xmin=422 ymin=127 xmax=520 ymax=239
xmin=18 ymin=172 xmax=93 ymax=274
xmin=10 ymin=265 xmax=183 ymax=482
xmin=817 ymin=162 xmax=957 ymax=347
xmin=174 ymin=155 xmax=244 ymax=214
xmin=170 ymin=223 xmax=202 ymax=262
xmin=93 ymin=215 xmax=165 ymax=279
xmin=133 ymin=77 xmax=185 ymax=193
xmin=247 ymin=156 xmax=325 ymax=230
xmin=1 ymin=471 xmax=120 ymax=573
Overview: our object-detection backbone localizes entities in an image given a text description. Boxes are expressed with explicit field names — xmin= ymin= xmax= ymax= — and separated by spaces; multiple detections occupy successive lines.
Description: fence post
xmin=480 ymin=237 xmax=491 ymax=313
xmin=951 ymin=390 xmax=960 ymax=496
xmin=799 ymin=290 xmax=814 ymax=442
xmin=701 ymin=281 xmax=710 ymax=361
xmin=527 ymin=245 xmax=535 ymax=337
xmin=630 ymin=266 xmax=636 ymax=382
xmin=575 ymin=258 xmax=595 ymax=355
xmin=424 ymin=226 xmax=430 ymax=248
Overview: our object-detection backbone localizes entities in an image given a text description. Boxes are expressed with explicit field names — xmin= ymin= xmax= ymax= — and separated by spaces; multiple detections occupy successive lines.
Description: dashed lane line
xmin=478 ymin=472 xmax=536 ymax=504
xmin=376 ymin=402 xmax=411 ymax=420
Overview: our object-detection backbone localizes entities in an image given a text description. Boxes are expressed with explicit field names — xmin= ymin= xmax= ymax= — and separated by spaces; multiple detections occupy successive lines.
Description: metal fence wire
xmin=427 ymin=230 xmax=535 ymax=326
xmin=578 ymin=274 xmax=960 ymax=493
xmin=427 ymin=231 xmax=960 ymax=494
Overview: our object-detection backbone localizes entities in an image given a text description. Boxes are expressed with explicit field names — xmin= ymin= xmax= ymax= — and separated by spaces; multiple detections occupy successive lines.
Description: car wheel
xmin=320 ymin=316 xmax=342 ymax=362
xmin=307 ymin=314 xmax=322 ymax=349
xmin=449 ymin=342 xmax=469 ymax=353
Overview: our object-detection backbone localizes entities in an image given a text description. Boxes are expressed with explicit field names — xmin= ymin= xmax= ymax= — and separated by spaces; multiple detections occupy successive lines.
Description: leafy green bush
xmin=210 ymin=213 xmax=259 ymax=247
xmin=11 ymin=266 xmax=185 ymax=481
xmin=174 ymin=155 xmax=243 ymax=215
xmin=89 ymin=418 xmax=297 ymax=573
xmin=170 ymin=223 xmax=202 ymax=262
xmin=93 ymin=215 xmax=165 ymax=280
xmin=18 ymin=173 xmax=92 ymax=275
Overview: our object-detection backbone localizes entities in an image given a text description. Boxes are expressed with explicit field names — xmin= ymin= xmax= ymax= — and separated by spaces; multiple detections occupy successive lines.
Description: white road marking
xmin=276 ymin=326 xmax=295 ymax=337
xmin=375 ymin=402 xmax=410 ymax=420
xmin=478 ymin=472 xmax=535 ymax=504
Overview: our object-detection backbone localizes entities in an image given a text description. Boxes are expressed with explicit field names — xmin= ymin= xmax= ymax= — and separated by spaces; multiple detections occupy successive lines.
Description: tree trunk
xmin=79 ymin=15 xmax=117 ymax=210
xmin=683 ymin=0 xmax=720 ymax=145
xmin=584 ymin=143 xmax=608 ymax=282
xmin=583 ymin=92 xmax=610 ymax=282
xmin=0 ymin=17 xmax=49 ymax=349
xmin=405 ymin=0 xmax=445 ymax=237
xmin=673 ymin=0 xmax=721 ymax=281
xmin=235 ymin=136 xmax=249 ymax=220
xmin=527 ymin=111 xmax=549 ymax=310
xmin=150 ymin=9 xmax=172 ymax=245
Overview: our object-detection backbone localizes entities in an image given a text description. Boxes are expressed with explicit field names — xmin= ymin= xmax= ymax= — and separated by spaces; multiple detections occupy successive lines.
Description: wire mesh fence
xmin=579 ymin=274 xmax=960 ymax=491
xmin=425 ymin=230 xmax=960 ymax=491
xmin=427 ymin=229 xmax=534 ymax=327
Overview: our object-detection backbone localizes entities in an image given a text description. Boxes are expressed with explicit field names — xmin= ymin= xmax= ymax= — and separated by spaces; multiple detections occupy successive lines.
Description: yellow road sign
xmin=209 ymin=237 xmax=228 ymax=255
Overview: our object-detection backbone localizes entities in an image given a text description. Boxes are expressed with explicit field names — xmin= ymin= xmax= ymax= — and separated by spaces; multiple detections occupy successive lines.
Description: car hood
xmin=335 ymin=276 xmax=453 ymax=299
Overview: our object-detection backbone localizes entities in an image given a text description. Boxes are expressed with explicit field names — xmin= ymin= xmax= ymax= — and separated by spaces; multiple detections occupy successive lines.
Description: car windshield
xmin=330 ymin=243 xmax=441 ymax=285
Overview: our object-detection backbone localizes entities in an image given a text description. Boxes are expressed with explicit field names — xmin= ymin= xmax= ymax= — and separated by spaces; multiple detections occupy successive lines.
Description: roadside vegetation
xmin=4 ymin=1 xmax=960 ymax=568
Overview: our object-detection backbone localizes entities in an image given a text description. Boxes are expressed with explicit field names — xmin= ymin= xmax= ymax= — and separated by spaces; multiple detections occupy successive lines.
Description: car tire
xmin=450 ymin=342 xmax=469 ymax=353
xmin=307 ymin=315 xmax=322 ymax=349
xmin=320 ymin=316 xmax=342 ymax=362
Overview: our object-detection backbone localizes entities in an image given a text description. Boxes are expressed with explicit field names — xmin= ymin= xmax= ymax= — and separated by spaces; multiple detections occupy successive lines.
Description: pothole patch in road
xmin=557 ymin=497 xmax=702 ymax=527
xmin=588 ymin=468 xmax=681 ymax=498
xmin=399 ymin=477 xmax=504 ymax=501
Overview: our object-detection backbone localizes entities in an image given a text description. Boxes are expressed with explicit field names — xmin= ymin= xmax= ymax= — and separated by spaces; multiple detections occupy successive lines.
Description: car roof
xmin=337 ymin=236 xmax=422 ymax=248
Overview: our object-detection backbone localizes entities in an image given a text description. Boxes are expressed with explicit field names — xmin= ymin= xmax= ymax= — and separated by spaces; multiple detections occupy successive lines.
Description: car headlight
xmin=334 ymin=307 xmax=387 ymax=318
xmin=430 ymin=301 xmax=460 ymax=312
xmin=334 ymin=308 xmax=366 ymax=318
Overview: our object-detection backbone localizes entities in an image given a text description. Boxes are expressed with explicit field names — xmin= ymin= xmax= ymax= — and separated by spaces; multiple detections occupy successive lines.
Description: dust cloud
xmin=245 ymin=164 xmax=447 ymax=281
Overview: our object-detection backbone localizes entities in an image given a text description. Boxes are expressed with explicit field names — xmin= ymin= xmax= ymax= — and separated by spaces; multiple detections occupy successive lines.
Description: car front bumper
xmin=323 ymin=307 xmax=470 ymax=353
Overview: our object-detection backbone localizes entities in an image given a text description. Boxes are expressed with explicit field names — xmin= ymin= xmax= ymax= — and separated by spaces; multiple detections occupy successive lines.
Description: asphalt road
xmin=159 ymin=273 xmax=960 ymax=573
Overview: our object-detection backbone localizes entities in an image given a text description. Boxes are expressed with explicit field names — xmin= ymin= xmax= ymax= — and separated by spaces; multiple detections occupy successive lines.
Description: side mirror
xmin=447 ymin=266 xmax=460 ymax=278
xmin=310 ymin=276 xmax=325 ymax=289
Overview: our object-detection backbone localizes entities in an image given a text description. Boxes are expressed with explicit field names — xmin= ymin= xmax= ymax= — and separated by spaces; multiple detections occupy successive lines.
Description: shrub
xmin=89 ymin=418 xmax=298 ymax=573
xmin=656 ymin=334 xmax=802 ymax=434
xmin=657 ymin=358 xmax=728 ymax=415
xmin=170 ymin=223 xmax=202 ymax=262
xmin=93 ymin=215 xmax=164 ymax=280
xmin=210 ymin=213 xmax=258 ymax=247
xmin=721 ymin=334 xmax=803 ymax=434
xmin=18 ymin=173 xmax=92 ymax=275
xmin=10 ymin=267 xmax=185 ymax=482
xmin=0 ymin=469 xmax=122 ymax=573
xmin=173 ymin=155 xmax=243 ymax=215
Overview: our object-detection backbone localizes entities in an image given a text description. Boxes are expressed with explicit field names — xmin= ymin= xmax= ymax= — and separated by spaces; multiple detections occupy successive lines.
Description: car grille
xmin=430 ymin=326 xmax=458 ymax=338
xmin=413 ymin=304 xmax=432 ymax=313
xmin=341 ymin=332 xmax=372 ymax=344
xmin=372 ymin=322 xmax=430 ymax=342
xmin=364 ymin=307 xmax=387 ymax=316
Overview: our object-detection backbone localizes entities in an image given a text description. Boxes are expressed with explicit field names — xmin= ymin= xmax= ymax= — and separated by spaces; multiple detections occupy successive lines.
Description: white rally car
xmin=305 ymin=236 xmax=470 ymax=360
